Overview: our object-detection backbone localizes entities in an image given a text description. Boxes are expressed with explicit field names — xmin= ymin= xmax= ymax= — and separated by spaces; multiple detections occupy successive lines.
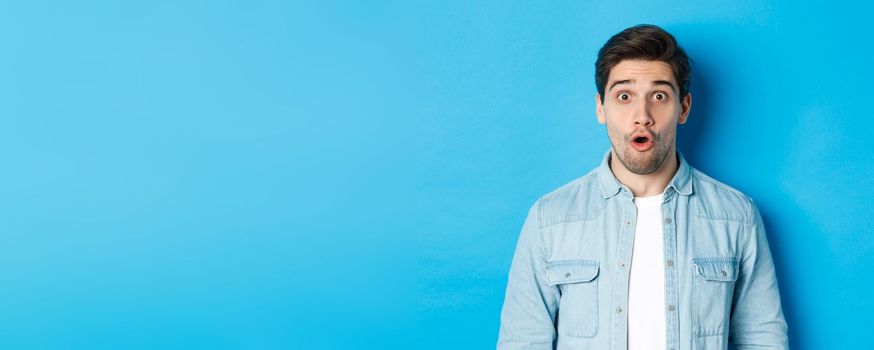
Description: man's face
xmin=596 ymin=59 xmax=691 ymax=175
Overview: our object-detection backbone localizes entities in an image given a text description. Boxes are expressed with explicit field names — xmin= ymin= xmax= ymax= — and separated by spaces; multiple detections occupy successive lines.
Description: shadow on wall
xmin=676 ymin=51 xmax=713 ymax=171
xmin=758 ymin=201 xmax=814 ymax=350
xmin=676 ymin=45 xmax=805 ymax=349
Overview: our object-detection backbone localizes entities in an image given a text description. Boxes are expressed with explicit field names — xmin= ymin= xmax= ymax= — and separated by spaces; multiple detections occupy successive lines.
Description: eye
xmin=652 ymin=92 xmax=668 ymax=102
xmin=618 ymin=92 xmax=631 ymax=102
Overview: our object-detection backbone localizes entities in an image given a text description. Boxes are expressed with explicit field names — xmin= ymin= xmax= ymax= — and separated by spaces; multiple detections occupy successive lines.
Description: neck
xmin=609 ymin=146 xmax=679 ymax=197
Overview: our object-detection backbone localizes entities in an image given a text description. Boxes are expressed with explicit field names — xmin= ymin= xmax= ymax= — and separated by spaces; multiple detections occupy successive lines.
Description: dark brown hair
xmin=595 ymin=24 xmax=691 ymax=103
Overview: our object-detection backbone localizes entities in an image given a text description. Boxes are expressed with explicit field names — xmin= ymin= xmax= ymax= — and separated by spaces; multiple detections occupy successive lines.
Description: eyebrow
xmin=608 ymin=79 xmax=678 ymax=93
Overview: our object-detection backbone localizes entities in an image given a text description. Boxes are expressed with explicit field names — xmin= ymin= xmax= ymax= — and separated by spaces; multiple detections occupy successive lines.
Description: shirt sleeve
xmin=728 ymin=200 xmax=789 ymax=349
xmin=497 ymin=199 xmax=561 ymax=350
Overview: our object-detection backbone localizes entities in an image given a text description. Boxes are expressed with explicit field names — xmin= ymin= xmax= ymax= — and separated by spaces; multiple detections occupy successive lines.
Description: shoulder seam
xmin=541 ymin=171 xmax=599 ymax=199
xmin=693 ymin=170 xmax=747 ymax=198
xmin=690 ymin=170 xmax=754 ymax=225
xmin=535 ymin=197 xmax=550 ymax=260
xmin=745 ymin=196 xmax=755 ymax=228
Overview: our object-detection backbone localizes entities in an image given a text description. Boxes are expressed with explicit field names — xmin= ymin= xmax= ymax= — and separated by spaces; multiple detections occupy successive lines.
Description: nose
xmin=632 ymin=101 xmax=654 ymax=127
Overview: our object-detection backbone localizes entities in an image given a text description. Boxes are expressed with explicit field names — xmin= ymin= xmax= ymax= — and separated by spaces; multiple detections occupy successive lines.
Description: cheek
xmin=655 ymin=126 xmax=678 ymax=145
xmin=606 ymin=125 xmax=626 ymax=143
xmin=653 ymin=106 xmax=682 ymax=125
xmin=602 ymin=108 xmax=630 ymax=127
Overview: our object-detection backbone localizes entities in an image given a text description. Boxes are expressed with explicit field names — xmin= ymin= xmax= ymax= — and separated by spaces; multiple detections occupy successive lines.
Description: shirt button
xmin=666 ymin=259 xmax=674 ymax=267
xmin=619 ymin=262 xmax=625 ymax=269
xmin=565 ymin=272 xmax=571 ymax=278
xmin=668 ymin=304 xmax=675 ymax=311
xmin=720 ymin=270 xmax=728 ymax=277
xmin=664 ymin=218 xmax=672 ymax=224
xmin=625 ymin=220 xmax=630 ymax=225
xmin=616 ymin=307 xmax=623 ymax=314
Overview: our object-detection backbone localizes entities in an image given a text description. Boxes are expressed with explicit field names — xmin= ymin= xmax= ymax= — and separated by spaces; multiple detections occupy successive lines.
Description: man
xmin=497 ymin=25 xmax=788 ymax=350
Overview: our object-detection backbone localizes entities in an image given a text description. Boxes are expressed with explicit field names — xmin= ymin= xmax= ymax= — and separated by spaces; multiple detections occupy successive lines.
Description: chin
xmin=620 ymin=148 xmax=668 ymax=174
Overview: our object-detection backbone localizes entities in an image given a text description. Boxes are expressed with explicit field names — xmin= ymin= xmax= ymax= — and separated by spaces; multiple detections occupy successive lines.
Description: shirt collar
xmin=596 ymin=148 xmax=694 ymax=199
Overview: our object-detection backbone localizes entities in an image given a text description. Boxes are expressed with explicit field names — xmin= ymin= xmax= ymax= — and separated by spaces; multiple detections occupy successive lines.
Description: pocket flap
xmin=692 ymin=258 xmax=739 ymax=282
xmin=546 ymin=260 xmax=599 ymax=285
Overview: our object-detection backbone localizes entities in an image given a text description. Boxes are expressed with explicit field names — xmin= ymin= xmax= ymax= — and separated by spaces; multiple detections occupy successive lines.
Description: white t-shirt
xmin=628 ymin=193 xmax=666 ymax=350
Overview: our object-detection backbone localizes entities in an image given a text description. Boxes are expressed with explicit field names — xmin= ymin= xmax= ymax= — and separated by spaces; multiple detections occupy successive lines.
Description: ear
xmin=678 ymin=93 xmax=692 ymax=125
xmin=596 ymin=93 xmax=606 ymax=124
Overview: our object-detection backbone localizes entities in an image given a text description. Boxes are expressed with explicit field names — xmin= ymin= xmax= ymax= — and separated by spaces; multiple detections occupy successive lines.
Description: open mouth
xmin=630 ymin=134 xmax=654 ymax=151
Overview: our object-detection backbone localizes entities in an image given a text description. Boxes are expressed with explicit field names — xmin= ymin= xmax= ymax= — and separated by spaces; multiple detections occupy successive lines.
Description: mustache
xmin=625 ymin=130 xmax=661 ymax=141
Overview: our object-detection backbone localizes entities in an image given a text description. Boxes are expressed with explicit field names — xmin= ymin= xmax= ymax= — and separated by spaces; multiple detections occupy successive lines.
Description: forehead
xmin=608 ymin=60 xmax=676 ymax=87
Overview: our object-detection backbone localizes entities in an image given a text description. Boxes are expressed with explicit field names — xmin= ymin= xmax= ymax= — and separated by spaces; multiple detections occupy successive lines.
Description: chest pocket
xmin=546 ymin=260 xmax=600 ymax=338
xmin=692 ymin=258 xmax=739 ymax=340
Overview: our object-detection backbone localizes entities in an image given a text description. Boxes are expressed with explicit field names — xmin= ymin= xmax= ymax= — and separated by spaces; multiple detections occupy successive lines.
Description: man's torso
xmin=539 ymin=152 xmax=755 ymax=350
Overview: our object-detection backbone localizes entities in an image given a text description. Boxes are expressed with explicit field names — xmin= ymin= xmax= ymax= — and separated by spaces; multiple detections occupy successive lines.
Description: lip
xmin=629 ymin=132 xmax=654 ymax=152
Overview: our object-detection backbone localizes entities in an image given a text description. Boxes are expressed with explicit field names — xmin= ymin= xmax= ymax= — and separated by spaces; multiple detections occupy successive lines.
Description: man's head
xmin=595 ymin=24 xmax=692 ymax=176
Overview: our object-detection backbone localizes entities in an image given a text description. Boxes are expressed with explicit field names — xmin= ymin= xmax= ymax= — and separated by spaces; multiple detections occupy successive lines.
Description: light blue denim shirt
xmin=498 ymin=150 xmax=788 ymax=350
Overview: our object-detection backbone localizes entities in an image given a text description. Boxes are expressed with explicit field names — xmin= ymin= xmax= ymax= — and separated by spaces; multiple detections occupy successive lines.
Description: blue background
xmin=1 ymin=1 xmax=871 ymax=349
